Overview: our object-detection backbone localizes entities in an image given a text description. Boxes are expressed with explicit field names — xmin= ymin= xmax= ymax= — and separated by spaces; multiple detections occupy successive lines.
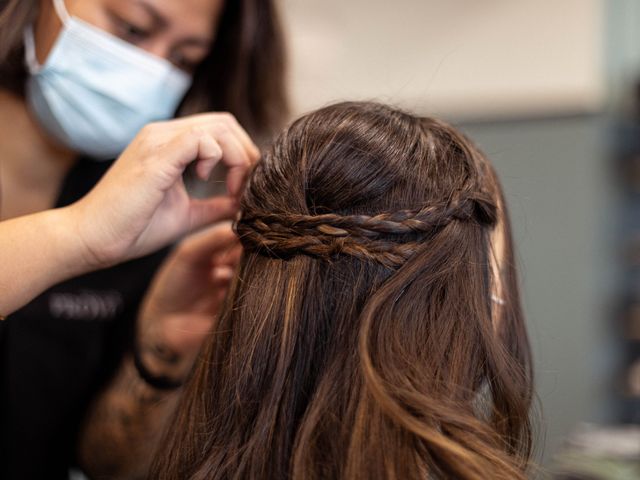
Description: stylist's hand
xmin=136 ymin=222 xmax=241 ymax=380
xmin=69 ymin=112 xmax=259 ymax=268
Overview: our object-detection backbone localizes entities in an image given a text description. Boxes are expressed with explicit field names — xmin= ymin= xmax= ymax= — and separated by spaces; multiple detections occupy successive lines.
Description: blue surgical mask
xmin=24 ymin=0 xmax=192 ymax=160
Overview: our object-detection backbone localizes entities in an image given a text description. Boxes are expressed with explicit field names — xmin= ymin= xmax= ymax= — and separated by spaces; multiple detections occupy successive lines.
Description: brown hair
xmin=151 ymin=102 xmax=535 ymax=479
xmin=0 ymin=0 xmax=288 ymax=137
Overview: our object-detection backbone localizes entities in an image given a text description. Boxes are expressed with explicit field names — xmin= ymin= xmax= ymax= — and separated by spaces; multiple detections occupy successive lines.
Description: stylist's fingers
xmin=218 ymin=113 xmax=260 ymax=162
xmin=157 ymin=115 xmax=256 ymax=195
xmin=194 ymin=132 xmax=223 ymax=181
xmin=183 ymin=115 xmax=256 ymax=194
xmin=212 ymin=243 xmax=242 ymax=268
xmin=118 ymin=123 xmax=206 ymax=190
xmin=177 ymin=222 xmax=238 ymax=265
xmin=187 ymin=196 xmax=238 ymax=232
xmin=215 ymin=128 xmax=252 ymax=197
xmin=162 ymin=125 xmax=222 ymax=175
xmin=177 ymin=112 xmax=260 ymax=162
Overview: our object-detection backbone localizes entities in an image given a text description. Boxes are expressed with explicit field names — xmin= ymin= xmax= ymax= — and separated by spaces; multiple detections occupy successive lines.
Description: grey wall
xmin=453 ymin=0 xmax=640 ymax=467
xmin=460 ymin=115 xmax=621 ymax=466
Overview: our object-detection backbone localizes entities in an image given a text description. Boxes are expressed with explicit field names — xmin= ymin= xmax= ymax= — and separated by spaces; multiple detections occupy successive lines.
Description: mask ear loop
xmin=23 ymin=25 xmax=42 ymax=74
xmin=23 ymin=0 xmax=71 ymax=74
xmin=52 ymin=0 xmax=71 ymax=25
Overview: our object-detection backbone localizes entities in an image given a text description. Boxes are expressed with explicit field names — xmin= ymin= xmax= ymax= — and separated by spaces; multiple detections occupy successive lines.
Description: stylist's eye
xmin=170 ymin=53 xmax=202 ymax=73
xmin=113 ymin=18 xmax=151 ymax=43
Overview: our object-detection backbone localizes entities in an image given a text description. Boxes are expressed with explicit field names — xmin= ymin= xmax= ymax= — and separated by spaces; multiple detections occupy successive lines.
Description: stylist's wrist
xmin=136 ymin=340 xmax=187 ymax=386
xmin=135 ymin=312 xmax=195 ymax=383
xmin=52 ymin=205 xmax=113 ymax=274
xmin=63 ymin=200 xmax=124 ymax=270
xmin=136 ymin=295 xmax=192 ymax=382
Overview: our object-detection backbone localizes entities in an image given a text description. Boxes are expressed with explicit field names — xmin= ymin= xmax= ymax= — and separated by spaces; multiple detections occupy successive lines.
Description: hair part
xmin=151 ymin=101 xmax=535 ymax=479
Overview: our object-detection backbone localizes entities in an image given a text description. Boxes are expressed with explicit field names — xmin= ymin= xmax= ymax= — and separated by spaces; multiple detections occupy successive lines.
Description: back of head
xmin=151 ymin=102 xmax=534 ymax=480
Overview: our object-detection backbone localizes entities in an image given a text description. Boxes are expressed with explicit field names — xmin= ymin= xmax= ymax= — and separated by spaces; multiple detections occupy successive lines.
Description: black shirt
xmin=0 ymin=160 xmax=169 ymax=479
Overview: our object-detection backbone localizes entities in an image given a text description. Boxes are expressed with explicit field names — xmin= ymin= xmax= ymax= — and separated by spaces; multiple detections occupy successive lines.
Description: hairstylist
xmin=0 ymin=0 xmax=287 ymax=478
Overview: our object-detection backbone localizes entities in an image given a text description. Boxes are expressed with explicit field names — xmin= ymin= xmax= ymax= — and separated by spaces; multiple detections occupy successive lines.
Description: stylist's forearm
xmin=0 ymin=207 xmax=97 ymax=316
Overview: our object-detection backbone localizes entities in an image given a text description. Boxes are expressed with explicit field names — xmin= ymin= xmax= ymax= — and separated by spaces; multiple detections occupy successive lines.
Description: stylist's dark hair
xmin=150 ymin=102 xmax=536 ymax=479
xmin=0 ymin=0 xmax=288 ymax=138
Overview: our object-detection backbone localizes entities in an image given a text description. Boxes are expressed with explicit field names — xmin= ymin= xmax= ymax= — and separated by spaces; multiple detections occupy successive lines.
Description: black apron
xmin=0 ymin=159 xmax=169 ymax=479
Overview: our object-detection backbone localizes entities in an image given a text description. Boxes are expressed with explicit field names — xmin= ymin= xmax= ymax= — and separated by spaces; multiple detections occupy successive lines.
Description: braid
xmin=236 ymin=191 xmax=497 ymax=268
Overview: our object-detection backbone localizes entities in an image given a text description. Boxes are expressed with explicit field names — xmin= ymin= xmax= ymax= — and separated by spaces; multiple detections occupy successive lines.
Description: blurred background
xmin=280 ymin=0 xmax=639 ymax=477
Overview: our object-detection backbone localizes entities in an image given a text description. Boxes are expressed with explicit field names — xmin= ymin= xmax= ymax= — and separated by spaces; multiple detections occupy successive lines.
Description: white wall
xmin=281 ymin=0 xmax=605 ymax=119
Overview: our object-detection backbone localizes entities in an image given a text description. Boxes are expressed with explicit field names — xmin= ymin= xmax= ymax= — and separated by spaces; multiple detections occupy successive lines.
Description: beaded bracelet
xmin=132 ymin=344 xmax=184 ymax=391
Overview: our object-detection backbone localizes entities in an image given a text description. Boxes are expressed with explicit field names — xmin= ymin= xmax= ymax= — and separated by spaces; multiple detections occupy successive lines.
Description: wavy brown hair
xmin=150 ymin=102 xmax=535 ymax=479
xmin=0 ymin=0 xmax=288 ymax=137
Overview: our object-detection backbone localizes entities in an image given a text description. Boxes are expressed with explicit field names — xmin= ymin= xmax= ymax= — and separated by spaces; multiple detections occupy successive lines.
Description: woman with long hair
xmin=151 ymin=101 xmax=535 ymax=479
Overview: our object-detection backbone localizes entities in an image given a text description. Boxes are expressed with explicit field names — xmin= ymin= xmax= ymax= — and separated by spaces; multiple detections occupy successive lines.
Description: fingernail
xmin=211 ymin=266 xmax=234 ymax=281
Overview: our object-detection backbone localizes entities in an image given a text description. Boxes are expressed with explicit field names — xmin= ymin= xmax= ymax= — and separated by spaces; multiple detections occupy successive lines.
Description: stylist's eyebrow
xmin=135 ymin=0 xmax=169 ymax=30
xmin=135 ymin=0 xmax=212 ymax=46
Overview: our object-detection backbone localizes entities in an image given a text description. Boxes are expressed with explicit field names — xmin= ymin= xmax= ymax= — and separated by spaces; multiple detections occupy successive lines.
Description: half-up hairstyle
xmin=150 ymin=101 xmax=534 ymax=479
